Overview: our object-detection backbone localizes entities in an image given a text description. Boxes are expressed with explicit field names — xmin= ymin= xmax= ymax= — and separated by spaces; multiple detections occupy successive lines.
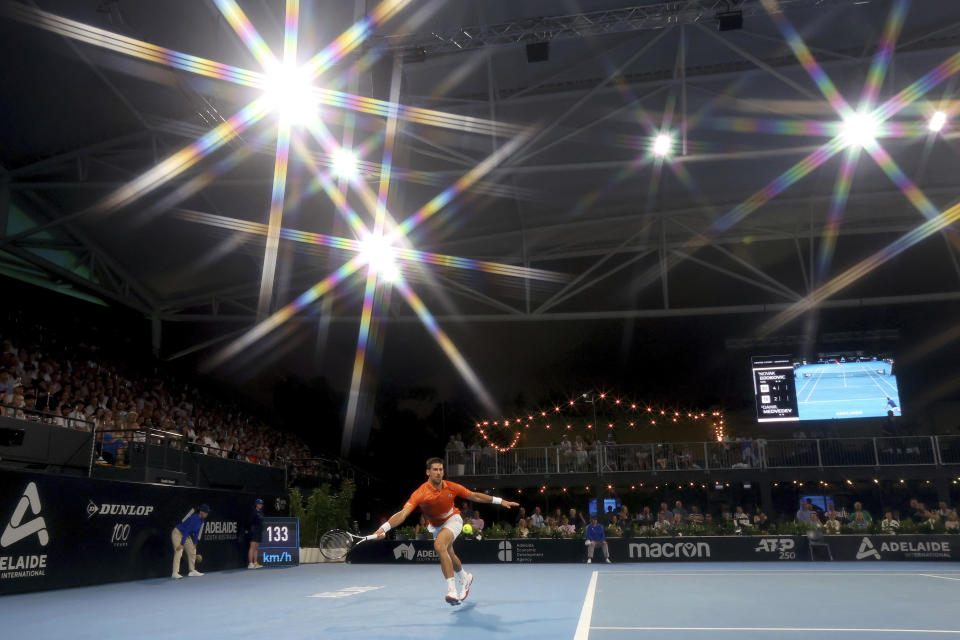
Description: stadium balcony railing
xmin=446 ymin=435 xmax=960 ymax=477
xmin=0 ymin=405 xmax=287 ymax=480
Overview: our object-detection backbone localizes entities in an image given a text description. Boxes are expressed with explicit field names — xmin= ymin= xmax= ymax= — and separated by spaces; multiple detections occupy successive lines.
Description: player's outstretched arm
xmin=374 ymin=506 xmax=412 ymax=539
xmin=468 ymin=491 xmax=519 ymax=509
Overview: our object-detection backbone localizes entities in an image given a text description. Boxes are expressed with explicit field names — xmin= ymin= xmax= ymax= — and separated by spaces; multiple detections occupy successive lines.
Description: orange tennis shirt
xmin=404 ymin=480 xmax=473 ymax=527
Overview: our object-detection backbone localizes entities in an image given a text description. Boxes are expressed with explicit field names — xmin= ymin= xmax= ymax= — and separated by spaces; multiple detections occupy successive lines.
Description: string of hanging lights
xmin=472 ymin=390 xmax=725 ymax=452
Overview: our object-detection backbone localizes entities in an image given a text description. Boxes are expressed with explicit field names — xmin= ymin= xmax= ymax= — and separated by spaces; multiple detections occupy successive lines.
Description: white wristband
xmin=491 ymin=496 xmax=502 ymax=505
xmin=378 ymin=522 xmax=392 ymax=533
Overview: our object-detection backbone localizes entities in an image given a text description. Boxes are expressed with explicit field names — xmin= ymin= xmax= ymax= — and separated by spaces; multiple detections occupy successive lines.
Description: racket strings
xmin=320 ymin=529 xmax=353 ymax=560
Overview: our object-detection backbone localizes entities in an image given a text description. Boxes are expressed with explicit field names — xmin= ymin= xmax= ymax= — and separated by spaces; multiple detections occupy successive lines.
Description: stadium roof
xmin=1 ymin=0 xmax=959 ymax=442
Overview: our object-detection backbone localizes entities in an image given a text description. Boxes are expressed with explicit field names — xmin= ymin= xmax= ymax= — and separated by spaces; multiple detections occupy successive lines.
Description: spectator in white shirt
xmin=530 ymin=507 xmax=544 ymax=529
xmin=880 ymin=511 xmax=900 ymax=534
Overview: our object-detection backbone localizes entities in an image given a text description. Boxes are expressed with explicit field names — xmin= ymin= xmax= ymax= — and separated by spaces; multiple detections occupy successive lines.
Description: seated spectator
xmin=514 ymin=507 xmax=527 ymax=526
xmin=671 ymin=513 xmax=684 ymax=529
xmin=557 ymin=516 xmax=576 ymax=537
xmin=945 ymin=511 xmax=959 ymax=531
xmin=530 ymin=506 xmax=544 ymax=529
xmin=543 ymin=516 xmax=557 ymax=535
xmin=880 ymin=511 xmax=900 ymax=534
xmin=938 ymin=502 xmax=953 ymax=519
xmin=635 ymin=506 xmax=654 ymax=526
xmin=808 ymin=512 xmax=823 ymax=530
xmin=851 ymin=511 xmax=870 ymax=531
xmin=796 ymin=502 xmax=812 ymax=523
xmin=516 ymin=518 xmax=531 ymax=538
xmin=672 ymin=501 xmax=689 ymax=521
xmin=824 ymin=511 xmax=841 ymax=535
xmin=657 ymin=502 xmax=671 ymax=522
xmin=585 ymin=516 xmax=611 ymax=564
xmin=732 ymin=506 xmax=750 ymax=528
xmin=848 ymin=501 xmax=872 ymax=524
xmin=689 ymin=506 xmax=704 ymax=524
xmin=753 ymin=509 xmax=768 ymax=529
xmin=827 ymin=501 xmax=848 ymax=521
xmin=414 ymin=514 xmax=429 ymax=536
xmin=469 ymin=515 xmax=485 ymax=532
xmin=805 ymin=498 xmax=825 ymax=520
xmin=607 ymin=514 xmax=623 ymax=537
xmin=618 ymin=505 xmax=630 ymax=524
xmin=569 ymin=508 xmax=587 ymax=530
xmin=654 ymin=512 xmax=671 ymax=532
xmin=921 ymin=510 xmax=940 ymax=531
xmin=101 ymin=429 xmax=126 ymax=465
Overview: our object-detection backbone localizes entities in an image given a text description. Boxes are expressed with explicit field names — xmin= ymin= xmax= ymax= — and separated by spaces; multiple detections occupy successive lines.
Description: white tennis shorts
xmin=427 ymin=513 xmax=463 ymax=539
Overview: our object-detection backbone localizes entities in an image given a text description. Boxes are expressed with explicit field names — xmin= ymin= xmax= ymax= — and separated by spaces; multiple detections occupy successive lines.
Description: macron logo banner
xmin=1 ymin=483 xmax=49 ymax=548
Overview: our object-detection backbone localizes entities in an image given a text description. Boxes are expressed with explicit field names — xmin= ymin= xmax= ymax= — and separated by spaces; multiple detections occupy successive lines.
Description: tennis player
xmin=374 ymin=456 xmax=518 ymax=605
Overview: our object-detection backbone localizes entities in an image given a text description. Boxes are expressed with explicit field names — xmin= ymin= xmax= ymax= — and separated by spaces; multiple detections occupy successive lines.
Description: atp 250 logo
xmin=754 ymin=537 xmax=796 ymax=559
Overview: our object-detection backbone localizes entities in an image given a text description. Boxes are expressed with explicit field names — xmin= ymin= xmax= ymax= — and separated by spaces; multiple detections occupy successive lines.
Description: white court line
xmin=590 ymin=627 xmax=960 ymax=634
xmin=573 ymin=570 xmax=598 ymax=640
xmin=920 ymin=574 xmax=960 ymax=582
xmin=803 ymin=369 xmax=825 ymax=402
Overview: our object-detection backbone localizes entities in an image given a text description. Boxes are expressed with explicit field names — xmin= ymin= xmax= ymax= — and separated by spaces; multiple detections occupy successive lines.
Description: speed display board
xmin=260 ymin=517 xmax=299 ymax=567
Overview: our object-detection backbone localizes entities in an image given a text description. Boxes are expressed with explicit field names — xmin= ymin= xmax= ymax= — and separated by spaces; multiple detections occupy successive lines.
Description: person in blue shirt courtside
xmin=248 ymin=498 xmax=264 ymax=569
xmin=585 ymin=516 xmax=611 ymax=563
xmin=172 ymin=504 xmax=209 ymax=579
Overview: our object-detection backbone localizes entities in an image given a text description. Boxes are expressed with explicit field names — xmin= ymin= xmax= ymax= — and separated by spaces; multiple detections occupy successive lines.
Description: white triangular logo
xmin=856 ymin=536 xmax=880 ymax=560
xmin=1 ymin=482 xmax=50 ymax=548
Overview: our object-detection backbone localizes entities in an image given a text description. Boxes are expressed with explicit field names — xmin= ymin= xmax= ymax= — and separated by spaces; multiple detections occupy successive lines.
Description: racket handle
xmin=364 ymin=534 xmax=379 ymax=541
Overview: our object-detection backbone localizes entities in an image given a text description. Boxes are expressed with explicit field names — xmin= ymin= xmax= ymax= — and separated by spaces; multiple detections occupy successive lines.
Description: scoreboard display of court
xmin=751 ymin=354 xmax=903 ymax=422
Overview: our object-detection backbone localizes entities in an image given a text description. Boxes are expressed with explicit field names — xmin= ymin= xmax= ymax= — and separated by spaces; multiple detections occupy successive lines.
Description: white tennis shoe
xmin=172 ymin=572 xmax=182 ymax=580
xmin=188 ymin=570 xmax=204 ymax=577
xmin=458 ymin=572 xmax=474 ymax=601
xmin=445 ymin=588 xmax=461 ymax=606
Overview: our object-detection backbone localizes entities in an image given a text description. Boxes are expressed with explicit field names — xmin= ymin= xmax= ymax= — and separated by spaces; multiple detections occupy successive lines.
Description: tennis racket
xmin=319 ymin=529 xmax=378 ymax=561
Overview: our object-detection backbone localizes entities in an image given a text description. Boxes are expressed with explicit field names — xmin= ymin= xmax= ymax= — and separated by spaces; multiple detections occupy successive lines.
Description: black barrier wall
xmin=0 ymin=468 xmax=286 ymax=595
xmin=348 ymin=535 xmax=960 ymax=564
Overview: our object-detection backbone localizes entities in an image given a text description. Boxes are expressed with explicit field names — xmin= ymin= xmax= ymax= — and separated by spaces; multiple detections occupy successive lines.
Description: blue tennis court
xmin=2 ymin=562 xmax=958 ymax=639
xmin=795 ymin=362 xmax=901 ymax=420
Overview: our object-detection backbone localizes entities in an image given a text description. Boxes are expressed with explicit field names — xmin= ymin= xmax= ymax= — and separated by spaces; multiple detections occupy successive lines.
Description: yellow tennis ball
xmin=462 ymin=524 xmax=473 ymax=535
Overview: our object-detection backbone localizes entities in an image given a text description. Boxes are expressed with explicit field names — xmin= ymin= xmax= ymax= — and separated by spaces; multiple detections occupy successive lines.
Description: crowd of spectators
xmin=798 ymin=497 xmax=960 ymax=534
xmin=0 ymin=329 xmax=313 ymax=468
xmin=411 ymin=495 xmax=959 ymax=540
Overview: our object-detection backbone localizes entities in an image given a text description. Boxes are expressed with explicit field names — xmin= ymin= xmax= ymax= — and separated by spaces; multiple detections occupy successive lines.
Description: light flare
xmin=759 ymin=200 xmax=960 ymax=335
xmin=212 ymin=0 xmax=278 ymax=69
xmin=929 ymin=111 xmax=948 ymax=132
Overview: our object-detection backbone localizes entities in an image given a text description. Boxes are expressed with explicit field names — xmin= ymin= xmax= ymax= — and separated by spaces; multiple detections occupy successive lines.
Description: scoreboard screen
xmin=752 ymin=356 xmax=800 ymax=423
xmin=260 ymin=517 xmax=300 ymax=567
xmin=752 ymin=353 xmax=902 ymax=422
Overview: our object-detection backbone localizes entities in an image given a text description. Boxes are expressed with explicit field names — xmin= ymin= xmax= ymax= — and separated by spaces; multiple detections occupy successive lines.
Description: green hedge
xmin=288 ymin=480 xmax=355 ymax=547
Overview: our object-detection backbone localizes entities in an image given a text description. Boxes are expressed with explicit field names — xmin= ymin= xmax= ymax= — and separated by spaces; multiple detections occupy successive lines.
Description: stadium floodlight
xmin=332 ymin=147 xmax=359 ymax=179
xmin=652 ymin=132 xmax=674 ymax=158
xmin=262 ymin=62 xmax=316 ymax=124
xmin=358 ymin=232 xmax=400 ymax=283
xmin=839 ymin=111 xmax=879 ymax=148
xmin=929 ymin=110 xmax=947 ymax=132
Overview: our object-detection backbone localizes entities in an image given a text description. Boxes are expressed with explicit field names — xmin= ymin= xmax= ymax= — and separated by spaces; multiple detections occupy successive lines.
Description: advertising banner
xmin=349 ymin=535 xmax=960 ymax=564
xmin=0 ymin=468 xmax=285 ymax=595
xmin=827 ymin=535 xmax=959 ymax=561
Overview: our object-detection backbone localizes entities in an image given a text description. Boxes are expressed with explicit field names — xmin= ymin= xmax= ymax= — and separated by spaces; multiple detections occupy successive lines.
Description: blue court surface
xmin=795 ymin=361 xmax=901 ymax=420
xmin=2 ymin=562 xmax=959 ymax=639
